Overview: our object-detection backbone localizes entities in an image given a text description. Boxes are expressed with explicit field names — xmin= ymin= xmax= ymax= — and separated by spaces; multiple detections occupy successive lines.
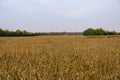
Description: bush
xmin=83 ymin=28 xmax=106 ymax=36
xmin=83 ymin=28 xmax=95 ymax=36
xmin=83 ymin=28 xmax=117 ymax=36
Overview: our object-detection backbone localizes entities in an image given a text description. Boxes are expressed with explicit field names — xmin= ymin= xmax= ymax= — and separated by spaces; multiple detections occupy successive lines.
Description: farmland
xmin=0 ymin=36 xmax=120 ymax=80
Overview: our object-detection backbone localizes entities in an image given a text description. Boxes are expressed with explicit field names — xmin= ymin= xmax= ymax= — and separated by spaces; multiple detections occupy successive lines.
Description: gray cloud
xmin=0 ymin=0 xmax=120 ymax=32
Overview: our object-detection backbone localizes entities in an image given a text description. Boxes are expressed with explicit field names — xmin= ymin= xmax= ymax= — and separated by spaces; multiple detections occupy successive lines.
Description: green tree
xmin=106 ymin=31 xmax=117 ymax=35
xmin=83 ymin=28 xmax=95 ymax=36
xmin=94 ymin=28 xmax=105 ymax=35
xmin=16 ymin=29 xmax=24 ymax=36
xmin=3 ymin=30 xmax=10 ymax=36
xmin=0 ymin=28 xmax=3 ymax=36
xmin=83 ymin=28 xmax=107 ymax=36
xmin=0 ymin=28 xmax=2 ymax=32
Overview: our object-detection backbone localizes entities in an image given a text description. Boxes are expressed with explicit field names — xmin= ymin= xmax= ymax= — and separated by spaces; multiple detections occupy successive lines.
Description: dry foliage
xmin=0 ymin=36 xmax=120 ymax=80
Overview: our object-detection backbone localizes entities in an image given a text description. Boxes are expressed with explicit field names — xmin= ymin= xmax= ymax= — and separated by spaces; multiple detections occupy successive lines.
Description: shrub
xmin=83 ymin=28 xmax=117 ymax=36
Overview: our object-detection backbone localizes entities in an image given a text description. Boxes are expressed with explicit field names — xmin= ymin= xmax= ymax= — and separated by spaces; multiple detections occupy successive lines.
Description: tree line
xmin=0 ymin=29 xmax=40 ymax=37
xmin=83 ymin=28 xmax=120 ymax=36
xmin=0 ymin=28 xmax=120 ymax=37
xmin=0 ymin=28 xmax=82 ymax=37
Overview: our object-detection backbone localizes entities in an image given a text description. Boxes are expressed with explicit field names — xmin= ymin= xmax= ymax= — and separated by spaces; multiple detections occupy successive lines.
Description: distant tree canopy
xmin=0 ymin=28 xmax=82 ymax=37
xmin=83 ymin=28 xmax=118 ymax=36
xmin=0 ymin=28 xmax=119 ymax=37
xmin=0 ymin=28 xmax=40 ymax=37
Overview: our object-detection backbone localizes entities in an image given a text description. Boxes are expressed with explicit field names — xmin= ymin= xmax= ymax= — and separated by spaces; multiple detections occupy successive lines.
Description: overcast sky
xmin=0 ymin=0 xmax=120 ymax=32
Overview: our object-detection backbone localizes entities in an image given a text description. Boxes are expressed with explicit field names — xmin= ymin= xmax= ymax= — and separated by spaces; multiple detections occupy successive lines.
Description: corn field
xmin=0 ymin=36 xmax=120 ymax=80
